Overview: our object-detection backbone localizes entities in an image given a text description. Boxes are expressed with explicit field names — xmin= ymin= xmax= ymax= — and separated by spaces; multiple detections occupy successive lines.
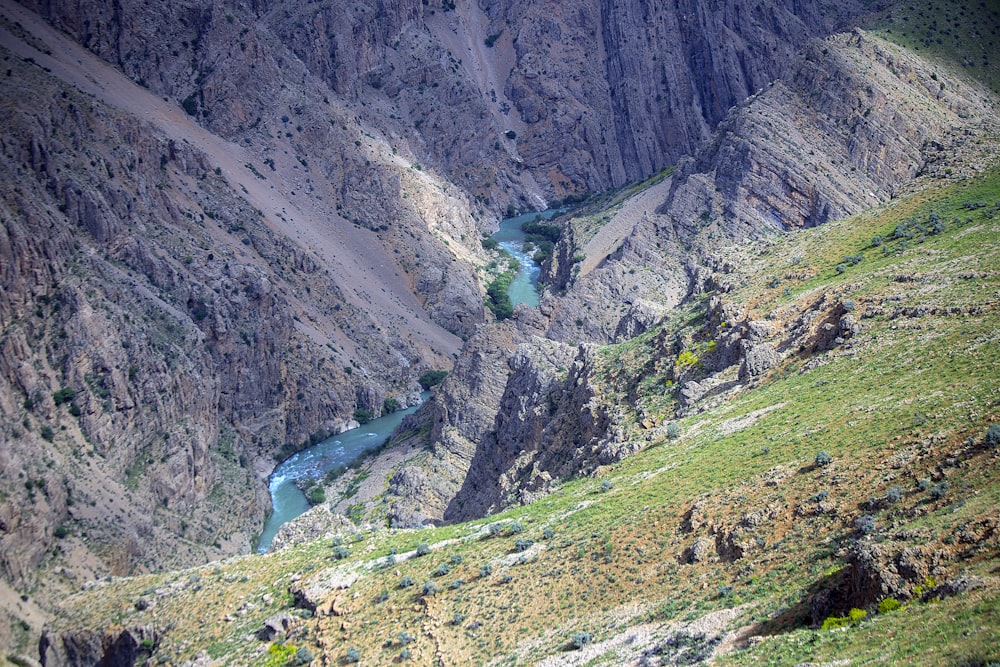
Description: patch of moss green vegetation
xmin=45 ymin=169 xmax=999 ymax=665
xmin=869 ymin=0 xmax=1000 ymax=93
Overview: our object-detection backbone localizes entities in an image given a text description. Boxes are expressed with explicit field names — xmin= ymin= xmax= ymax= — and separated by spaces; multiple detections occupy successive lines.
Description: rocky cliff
xmin=332 ymin=23 xmax=998 ymax=530
xmin=0 ymin=0 xmax=488 ymax=637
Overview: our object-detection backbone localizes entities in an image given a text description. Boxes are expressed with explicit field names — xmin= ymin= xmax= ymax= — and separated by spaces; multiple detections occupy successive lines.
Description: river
xmin=256 ymin=397 xmax=427 ymax=553
xmin=492 ymin=209 xmax=565 ymax=307
xmin=256 ymin=209 xmax=563 ymax=552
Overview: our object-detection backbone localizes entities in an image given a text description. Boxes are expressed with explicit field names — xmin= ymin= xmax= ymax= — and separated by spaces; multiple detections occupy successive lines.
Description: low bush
xmin=877 ymin=597 xmax=902 ymax=614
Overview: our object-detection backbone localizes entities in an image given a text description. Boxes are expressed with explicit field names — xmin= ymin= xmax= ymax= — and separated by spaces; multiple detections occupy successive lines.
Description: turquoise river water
xmin=256 ymin=399 xmax=425 ymax=552
xmin=257 ymin=210 xmax=563 ymax=552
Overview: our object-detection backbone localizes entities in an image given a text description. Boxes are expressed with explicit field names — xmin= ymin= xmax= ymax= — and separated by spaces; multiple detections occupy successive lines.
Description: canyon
xmin=0 ymin=0 xmax=997 ymax=663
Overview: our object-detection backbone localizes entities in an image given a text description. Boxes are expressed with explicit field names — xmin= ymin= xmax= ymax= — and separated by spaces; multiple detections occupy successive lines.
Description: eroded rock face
xmin=39 ymin=625 xmax=159 ymax=667
xmin=0 ymin=41 xmax=459 ymax=598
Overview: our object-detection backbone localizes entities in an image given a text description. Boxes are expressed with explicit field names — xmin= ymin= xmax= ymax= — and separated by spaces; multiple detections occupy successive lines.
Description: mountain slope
xmin=38 ymin=164 xmax=1000 ymax=666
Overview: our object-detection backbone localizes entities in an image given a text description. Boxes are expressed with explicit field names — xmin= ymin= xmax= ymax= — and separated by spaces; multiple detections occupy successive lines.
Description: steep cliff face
xmin=479 ymin=0 xmax=874 ymax=198
xmin=343 ymin=25 xmax=999 ymax=529
xmin=18 ymin=0 xmax=879 ymax=212
xmin=0 ymin=5 xmax=476 ymax=615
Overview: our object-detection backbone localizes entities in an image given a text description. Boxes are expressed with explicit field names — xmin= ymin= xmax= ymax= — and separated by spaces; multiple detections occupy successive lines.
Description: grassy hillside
xmin=869 ymin=0 xmax=1000 ymax=93
xmin=37 ymin=165 xmax=1000 ymax=665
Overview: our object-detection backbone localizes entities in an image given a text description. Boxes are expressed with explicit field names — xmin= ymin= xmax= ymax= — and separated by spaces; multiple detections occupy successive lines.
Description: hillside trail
xmin=0 ymin=0 xmax=461 ymax=357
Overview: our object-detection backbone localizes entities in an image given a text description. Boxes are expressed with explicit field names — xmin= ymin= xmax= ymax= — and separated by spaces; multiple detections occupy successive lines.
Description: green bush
xmin=815 ymin=451 xmax=832 ymax=467
xmin=399 ymin=576 xmax=415 ymax=589
xmin=486 ymin=273 xmax=515 ymax=320
xmin=344 ymin=647 xmax=360 ymax=663
xmin=353 ymin=408 xmax=373 ymax=424
xmin=52 ymin=387 xmax=76 ymax=406
xmin=666 ymin=423 xmax=681 ymax=439
xmin=514 ymin=538 xmax=534 ymax=553
xmin=571 ymin=631 xmax=593 ymax=649
xmin=929 ymin=481 xmax=949 ymax=500
xmin=40 ymin=425 xmax=54 ymax=442
xmin=479 ymin=564 xmax=493 ymax=577
xmin=421 ymin=581 xmax=438 ymax=596
xmin=508 ymin=521 xmax=525 ymax=535
xmin=332 ymin=545 xmax=350 ymax=560
xmin=985 ymin=424 xmax=1000 ymax=449
xmin=383 ymin=397 xmax=400 ymax=413
xmin=433 ymin=563 xmax=451 ymax=577
xmin=415 ymin=542 xmax=431 ymax=556
xmin=307 ymin=485 xmax=326 ymax=505
xmin=855 ymin=514 xmax=876 ymax=535
xmin=481 ymin=237 xmax=500 ymax=251
xmin=418 ymin=370 xmax=448 ymax=390
xmin=877 ymin=597 xmax=902 ymax=614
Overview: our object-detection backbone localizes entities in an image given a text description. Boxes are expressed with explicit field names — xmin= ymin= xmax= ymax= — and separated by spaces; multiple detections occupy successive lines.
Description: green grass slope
xmin=39 ymin=165 xmax=1000 ymax=666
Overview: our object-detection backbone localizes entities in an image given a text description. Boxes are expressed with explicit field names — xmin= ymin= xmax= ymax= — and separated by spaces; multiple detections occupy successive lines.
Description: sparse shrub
xmin=985 ymin=424 xmax=1000 ymax=449
xmin=332 ymin=545 xmax=350 ymax=560
xmin=871 ymin=235 xmax=883 ymax=247
xmin=514 ymin=538 xmax=534 ymax=553
xmin=815 ymin=451 xmax=832 ymax=467
xmin=293 ymin=648 xmax=314 ymax=665
xmin=332 ymin=535 xmax=344 ymax=546
xmin=571 ymin=631 xmax=593 ymax=649
xmin=487 ymin=522 xmax=502 ymax=538
xmin=421 ymin=581 xmax=438 ymax=596
xmin=415 ymin=542 xmax=431 ymax=556
xmin=600 ymin=479 xmax=613 ymax=492
xmin=877 ymin=597 xmax=902 ymax=614
xmin=886 ymin=486 xmax=904 ymax=504
xmin=307 ymin=485 xmax=326 ymax=505
xmin=666 ymin=423 xmax=681 ymax=439
xmin=929 ymin=481 xmax=949 ymax=500
xmin=842 ymin=299 xmax=856 ymax=312
xmin=508 ymin=521 xmax=525 ymax=535
xmin=718 ymin=585 xmax=734 ymax=599
xmin=400 ymin=647 xmax=412 ymax=660
xmin=397 ymin=631 xmax=415 ymax=646
xmin=918 ymin=478 xmax=931 ymax=491
xmin=40 ymin=425 xmax=54 ymax=442
xmin=542 ymin=526 xmax=555 ymax=540
xmin=399 ymin=576 xmax=414 ymax=588
xmin=450 ymin=579 xmax=465 ymax=589
xmin=452 ymin=611 xmax=465 ymax=625
xmin=500 ymin=573 xmax=512 ymax=584
xmin=811 ymin=490 xmax=829 ymax=502
xmin=52 ymin=387 xmax=76 ymax=406
xmin=449 ymin=553 xmax=463 ymax=565
xmin=344 ymin=647 xmax=360 ymax=663
xmin=855 ymin=514 xmax=877 ymax=535
xmin=479 ymin=564 xmax=493 ymax=577
xmin=820 ymin=607 xmax=866 ymax=630
xmin=835 ymin=263 xmax=847 ymax=275
xmin=433 ymin=562 xmax=451 ymax=577
xmin=376 ymin=589 xmax=389 ymax=603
